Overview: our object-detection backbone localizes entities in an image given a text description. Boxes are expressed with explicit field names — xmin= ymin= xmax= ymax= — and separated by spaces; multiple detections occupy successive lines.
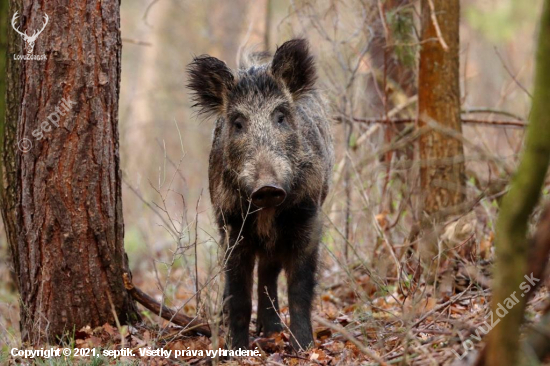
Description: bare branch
xmin=427 ymin=0 xmax=449 ymax=51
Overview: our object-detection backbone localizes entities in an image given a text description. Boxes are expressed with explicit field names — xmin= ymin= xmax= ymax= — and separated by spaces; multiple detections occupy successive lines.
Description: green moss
xmin=387 ymin=5 xmax=416 ymax=67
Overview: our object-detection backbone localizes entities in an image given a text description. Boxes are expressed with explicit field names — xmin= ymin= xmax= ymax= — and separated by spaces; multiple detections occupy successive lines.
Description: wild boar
xmin=187 ymin=39 xmax=334 ymax=351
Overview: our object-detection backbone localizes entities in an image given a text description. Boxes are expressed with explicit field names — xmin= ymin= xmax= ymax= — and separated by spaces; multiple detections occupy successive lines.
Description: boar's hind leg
xmin=257 ymin=255 xmax=283 ymax=336
xmin=286 ymin=250 xmax=317 ymax=351
xmin=224 ymin=250 xmax=255 ymax=350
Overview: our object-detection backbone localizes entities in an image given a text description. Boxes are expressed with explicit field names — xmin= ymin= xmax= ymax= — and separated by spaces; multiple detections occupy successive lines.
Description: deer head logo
xmin=11 ymin=12 xmax=49 ymax=55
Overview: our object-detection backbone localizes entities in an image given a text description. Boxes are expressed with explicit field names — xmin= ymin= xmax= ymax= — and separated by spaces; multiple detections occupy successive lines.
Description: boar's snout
xmin=251 ymin=185 xmax=287 ymax=208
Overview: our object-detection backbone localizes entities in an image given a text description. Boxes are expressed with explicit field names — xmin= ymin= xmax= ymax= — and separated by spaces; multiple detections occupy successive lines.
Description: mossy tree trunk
xmin=2 ymin=0 xmax=139 ymax=344
xmin=485 ymin=0 xmax=550 ymax=365
xmin=417 ymin=0 xmax=465 ymax=215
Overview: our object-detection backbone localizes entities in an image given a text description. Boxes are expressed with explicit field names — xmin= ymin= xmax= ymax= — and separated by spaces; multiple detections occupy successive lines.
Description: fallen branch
xmin=123 ymin=273 xmax=212 ymax=337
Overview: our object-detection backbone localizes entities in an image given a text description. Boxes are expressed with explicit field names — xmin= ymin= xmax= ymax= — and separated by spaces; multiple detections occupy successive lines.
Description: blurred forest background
xmin=1 ymin=0 xmax=548 ymax=364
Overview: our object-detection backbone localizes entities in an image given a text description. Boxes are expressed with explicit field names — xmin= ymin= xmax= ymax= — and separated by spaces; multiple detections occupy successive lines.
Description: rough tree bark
xmin=0 ymin=0 xmax=18 ymax=292
xmin=484 ymin=0 xmax=550 ymax=364
xmin=0 ymin=0 xmax=7 ymax=216
xmin=2 ymin=1 xmax=22 ymax=289
xmin=0 ymin=1 xmax=7 ymax=141
xmin=2 ymin=0 xmax=138 ymax=344
xmin=417 ymin=0 xmax=465 ymax=215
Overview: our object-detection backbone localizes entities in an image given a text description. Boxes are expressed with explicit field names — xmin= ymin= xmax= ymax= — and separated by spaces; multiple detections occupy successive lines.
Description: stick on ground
xmin=123 ymin=273 xmax=212 ymax=337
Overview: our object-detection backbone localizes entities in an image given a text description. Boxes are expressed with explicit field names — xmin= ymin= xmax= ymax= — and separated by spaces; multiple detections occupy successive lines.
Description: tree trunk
xmin=2 ymin=0 xmax=139 ymax=344
xmin=0 ymin=0 xmax=7 ymax=237
xmin=2 ymin=1 xmax=22 ymax=289
xmin=368 ymin=0 xmax=416 ymax=117
xmin=417 ymin=0 xmax=465 ymax=215
xmin=0 ymin=0 xmax=18 ymax=293
xmin=0 ymin=0 xmax=8 ymax=146
xmin=484 ymin=0 xmax=550 ymax=364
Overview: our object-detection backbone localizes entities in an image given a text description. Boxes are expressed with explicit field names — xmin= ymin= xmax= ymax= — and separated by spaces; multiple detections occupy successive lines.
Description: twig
xmin=336 ymin=115 xmax=527 ymax=128
xmin=143 ymin=0 xmax=161 ymax=26
xmin=494 ymin=46 xmax=533 ymax=98
xmin=377 ymin=0 xmax=390 ymax=43
xmin=461 ymin=107 xmax=525 ymax=121
xmin=122 ymin=176 xmax=178 ymax=237
xmin=264 ymin=287 xmax=303 ymax=352
xmin=282 ymin=353 xmax=322 ymax=365
xmin=155 ymin=138 xmax=187 ymax=185
xmin=121 ymin=38 xmax=152 ymax=47
xmin=313 ymin=315 xmax=389 ymax=366
xmin=123 ymin=273 xmax=212 ymax=337
xmin=409 ymin=285 xmax=471 ymax=329
xmin=427 ymin=0 xmax=449 ymax=51
xmin=194 ymin=192 xmax=202 ymax=313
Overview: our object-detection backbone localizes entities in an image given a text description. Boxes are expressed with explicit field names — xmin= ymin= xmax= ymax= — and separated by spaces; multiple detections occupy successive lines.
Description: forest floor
xmin=2 ymin=256 xmax=549 ymax=366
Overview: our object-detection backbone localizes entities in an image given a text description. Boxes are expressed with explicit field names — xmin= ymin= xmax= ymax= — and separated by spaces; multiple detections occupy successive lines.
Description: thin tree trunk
xmin=371 ymin=0 xmax=416 ymax=213
xmin=2 ymin=0 xmax=139 ymax=344
xmin=264 ymin=0 xmax=272 ymax=51
xmin=484 ymin=0 xmax=550 ymax=364
xmin=369 ymin=0 xmax=416 ymax=116
xmin=417 ymin=0 xmax=465 ymax=215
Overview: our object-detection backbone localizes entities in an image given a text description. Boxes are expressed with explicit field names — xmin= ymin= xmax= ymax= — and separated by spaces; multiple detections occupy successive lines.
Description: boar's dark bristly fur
xmin=187 ymin=55 xmax=235 ymax=116
xmin=187 ymin=39 xmax=334 ymax=351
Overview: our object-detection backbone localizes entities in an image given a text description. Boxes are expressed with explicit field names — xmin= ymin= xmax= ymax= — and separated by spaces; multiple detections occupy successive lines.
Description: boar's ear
xmin=187 ymin=55 xmax=235 ymax=115
xmin=271 ymin=39 xmax=316 ymax=99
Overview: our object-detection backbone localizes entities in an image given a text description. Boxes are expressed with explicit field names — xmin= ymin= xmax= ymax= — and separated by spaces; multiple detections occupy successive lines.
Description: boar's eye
xmin=274 ymin=110 xmax=285 ymax=124
xmin=233 ymin=117 xmax=244 ymax=130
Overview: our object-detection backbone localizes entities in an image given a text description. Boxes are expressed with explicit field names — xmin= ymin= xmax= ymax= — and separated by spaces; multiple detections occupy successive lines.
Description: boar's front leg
xmin=285 ymin=248 xmax=318 ymax=351
xmin=224 ymin=247 xmax=255 ymax=350
xmin=257 ymin=254 xmax=283 ymax=336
